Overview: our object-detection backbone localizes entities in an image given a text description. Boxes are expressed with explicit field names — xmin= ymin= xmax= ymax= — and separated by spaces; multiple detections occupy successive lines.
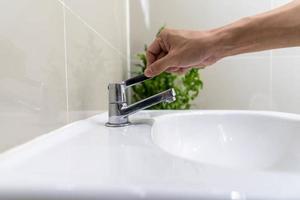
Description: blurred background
xmin=0 ymin=0 xmax=299 ymax=151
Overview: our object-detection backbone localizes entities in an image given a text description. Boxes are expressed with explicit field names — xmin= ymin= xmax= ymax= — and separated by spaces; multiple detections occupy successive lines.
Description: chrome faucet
xmin=105 ymin=74 xmax=176 ymax=127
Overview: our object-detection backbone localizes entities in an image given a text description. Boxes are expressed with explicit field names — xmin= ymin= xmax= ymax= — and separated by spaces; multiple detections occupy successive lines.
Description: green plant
xmin=132 ymin=28 xmax=203 ymax=109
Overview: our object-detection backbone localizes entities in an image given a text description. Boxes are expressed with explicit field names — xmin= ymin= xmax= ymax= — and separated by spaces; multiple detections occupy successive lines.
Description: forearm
xmin=144 ymin=0 xmax=300 ymax=76
xmin=212 ymin=0 xmax=300 ymax=58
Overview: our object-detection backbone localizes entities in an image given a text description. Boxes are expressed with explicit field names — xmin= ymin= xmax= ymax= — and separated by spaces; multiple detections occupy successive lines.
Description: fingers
xmin=145 ymin=29 xmax=173 ymax=77
xmin=146 ymin=37 xmax=168 ymax=66
xmin=144 ymin=54 xmax=175 ymax=77
xmin=146 ymin=51 xmax=156 ymax=66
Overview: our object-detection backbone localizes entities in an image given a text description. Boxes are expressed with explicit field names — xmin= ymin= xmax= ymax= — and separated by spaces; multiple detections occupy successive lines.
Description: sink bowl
xmin=1 ymin=110 xmax=300 ymax=200
xmin=152 ymin=111 xmax=300 ymax=171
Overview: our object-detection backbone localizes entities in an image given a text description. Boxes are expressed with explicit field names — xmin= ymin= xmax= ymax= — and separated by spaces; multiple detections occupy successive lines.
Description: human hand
xmin=145 ymin=28 xmax=222 ymax=77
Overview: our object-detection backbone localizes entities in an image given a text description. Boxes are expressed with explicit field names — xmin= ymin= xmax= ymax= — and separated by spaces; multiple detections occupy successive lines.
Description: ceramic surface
xmin=0 ymin=110 xmax=300 ymax=200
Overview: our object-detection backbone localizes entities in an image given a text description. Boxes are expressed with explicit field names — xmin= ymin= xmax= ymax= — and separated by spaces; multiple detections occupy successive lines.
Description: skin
xmin=145 ymin=0 xmax=300 ymax=77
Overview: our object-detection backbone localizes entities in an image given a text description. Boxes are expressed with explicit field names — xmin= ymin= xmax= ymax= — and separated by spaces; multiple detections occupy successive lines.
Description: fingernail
xmin=144 ymin=68 xmax=153 ymax=77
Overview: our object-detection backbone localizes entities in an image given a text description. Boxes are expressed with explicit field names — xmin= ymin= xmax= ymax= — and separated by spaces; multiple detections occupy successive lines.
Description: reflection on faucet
xmin=105 ymin=75 xmax=176 ymax=127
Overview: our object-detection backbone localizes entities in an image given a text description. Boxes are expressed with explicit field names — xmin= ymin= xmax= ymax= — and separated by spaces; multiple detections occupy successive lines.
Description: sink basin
xmin=1 ymin=110 xmax=300 ymax=200
xmin=152 ymin=111 xmax=300 ymax=171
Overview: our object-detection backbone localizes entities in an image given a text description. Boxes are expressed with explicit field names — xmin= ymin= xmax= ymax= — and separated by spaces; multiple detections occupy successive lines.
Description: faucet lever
xmin=106 ymin=74 xmax=176 ymax=127
xmin=123 ymin=74 xmax=151 ymax=87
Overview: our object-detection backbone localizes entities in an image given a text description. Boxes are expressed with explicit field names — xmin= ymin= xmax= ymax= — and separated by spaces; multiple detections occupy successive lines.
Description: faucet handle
xmin=123 ymin=74 xmax=151 ymax=87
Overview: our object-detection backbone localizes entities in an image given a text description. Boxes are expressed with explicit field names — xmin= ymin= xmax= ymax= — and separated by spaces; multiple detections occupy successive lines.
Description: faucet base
xmin=105 ymin=122 xmax=131 ymax=127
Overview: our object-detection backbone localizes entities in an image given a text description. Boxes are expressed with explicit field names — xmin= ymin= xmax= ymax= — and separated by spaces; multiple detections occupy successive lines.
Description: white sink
xmin=1 ymin=110 xmax=300 ymax=200
xmin=152 ymin=111 xmax=300 ymax=171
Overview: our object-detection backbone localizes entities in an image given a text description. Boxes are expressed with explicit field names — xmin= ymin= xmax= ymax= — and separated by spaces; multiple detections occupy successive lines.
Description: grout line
xmin=56 ymin=0 xmax=126 ymax=60
xmin=62 ymin=0 xmax=70 ymax=123
xmin=126 ymin=0 xmax=131 ymax=79
xmin=270 ymin=0 xmax=274 ymax=110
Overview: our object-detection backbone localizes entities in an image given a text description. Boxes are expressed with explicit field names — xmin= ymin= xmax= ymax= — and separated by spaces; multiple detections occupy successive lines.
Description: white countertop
xmin=0 ymin=110 xmax=300 ymax=200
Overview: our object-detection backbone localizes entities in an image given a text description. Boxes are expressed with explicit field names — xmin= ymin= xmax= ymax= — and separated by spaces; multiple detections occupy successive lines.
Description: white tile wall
xmin=271 ymin=0 xmax=300 ymax=114
xmin=130 ymin=0 xmax=300 ymax=113
xmin=0 ymin=0 xmax=67 ymax=152
xmin=1 ymin=0 xmax=299 ymax=152
xmin=0 ymin=0 xmax=127 ymax=151
xmin=64 ymin=0 xmax=127 ymax=121
xmin=197 ymin=57 xmax=271 ymax=110
xmin=272 ymin=57 xmax=300 ymax=113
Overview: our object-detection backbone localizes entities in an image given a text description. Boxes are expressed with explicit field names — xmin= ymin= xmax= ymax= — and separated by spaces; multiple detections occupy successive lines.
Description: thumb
xmin=144 ymin=54 xmax=175 ymax=77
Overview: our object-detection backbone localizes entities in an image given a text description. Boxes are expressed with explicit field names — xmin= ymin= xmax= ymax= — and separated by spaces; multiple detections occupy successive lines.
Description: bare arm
xmin=215 ymin=0 xmax=300 ymax=57
xmin=145 ymin=0 xmax=300 ymax=77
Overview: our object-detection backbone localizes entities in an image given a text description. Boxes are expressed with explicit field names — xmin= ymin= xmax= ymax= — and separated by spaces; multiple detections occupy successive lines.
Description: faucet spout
xmin=121 ymin=88 xmax=176 ymax=116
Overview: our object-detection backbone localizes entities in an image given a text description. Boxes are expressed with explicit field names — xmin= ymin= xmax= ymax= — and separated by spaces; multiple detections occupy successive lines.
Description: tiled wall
xmin=130 ymin=0 xmax=300 ymax=113
xmin=0 ymin=0 xmax=128 ymax=152
xmin=1 ymin=0 xmax=299 ymax=152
